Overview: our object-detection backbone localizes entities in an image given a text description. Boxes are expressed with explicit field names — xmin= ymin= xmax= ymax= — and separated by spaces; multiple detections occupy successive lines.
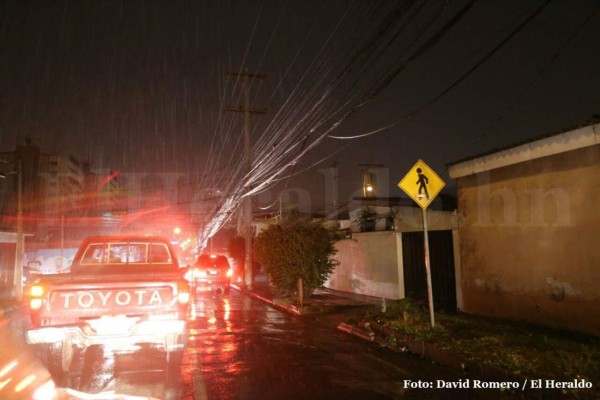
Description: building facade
xmin=449 ymin=122 xmax=600 ymax=336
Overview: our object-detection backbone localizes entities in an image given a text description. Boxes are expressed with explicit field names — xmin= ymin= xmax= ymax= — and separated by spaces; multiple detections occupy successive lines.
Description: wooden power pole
xmin=227 ymin=69 xmax=266 ymax=289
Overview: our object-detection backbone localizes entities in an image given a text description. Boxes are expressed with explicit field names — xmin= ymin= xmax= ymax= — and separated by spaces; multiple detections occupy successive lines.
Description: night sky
xmin=1 ymin=0 xmax=599 ymax=214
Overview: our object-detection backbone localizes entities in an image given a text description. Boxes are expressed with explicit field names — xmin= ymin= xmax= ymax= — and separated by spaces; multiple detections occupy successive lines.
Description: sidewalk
xmin=233 ymin=273 xmax=383 ymax=316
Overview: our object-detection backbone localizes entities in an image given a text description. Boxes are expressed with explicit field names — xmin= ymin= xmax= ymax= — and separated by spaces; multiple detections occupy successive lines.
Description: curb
xmin=232 ymin=284 xmax=302 ymax=316
xmin=337 ymin=322 xmax=375 ymax=341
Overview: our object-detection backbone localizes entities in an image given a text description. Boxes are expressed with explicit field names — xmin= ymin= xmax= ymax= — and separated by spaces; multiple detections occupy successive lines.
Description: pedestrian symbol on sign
xmin=397 ymin=160 xmax=445 ymax=210
xmin=416 ymin=168 xmax=429 ymax=199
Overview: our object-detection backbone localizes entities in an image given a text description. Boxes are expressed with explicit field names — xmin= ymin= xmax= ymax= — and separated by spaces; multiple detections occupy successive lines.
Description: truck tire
xmin=46 ymin=340 xmax=73 ymax=385
xmin=79 ymin=345 xmax=116 ymax=393
xmin=163 ymin=350 xmax=184 ymax=400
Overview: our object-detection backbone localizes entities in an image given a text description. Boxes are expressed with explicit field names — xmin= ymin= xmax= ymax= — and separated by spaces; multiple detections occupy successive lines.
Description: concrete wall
xmin=325 ymin=231 xmax=403 ymax=299
xmin=455 ymin=144 xmax=600 ymax=336
xmin=325 ymin=207 xmax=460 ymax=301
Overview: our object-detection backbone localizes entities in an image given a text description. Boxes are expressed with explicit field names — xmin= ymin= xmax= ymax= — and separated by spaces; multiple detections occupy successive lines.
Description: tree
xmin=254 ymin=216 xmax=340 ymax=295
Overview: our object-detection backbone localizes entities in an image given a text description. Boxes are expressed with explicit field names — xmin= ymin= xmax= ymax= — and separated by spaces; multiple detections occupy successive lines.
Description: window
xmin=79 ymin=241 xmax=173 ymax=265
xmin=81 ymin=243 xmax=108 ymax=264
xmin=149 ymin=243 xmax=172 ymax=263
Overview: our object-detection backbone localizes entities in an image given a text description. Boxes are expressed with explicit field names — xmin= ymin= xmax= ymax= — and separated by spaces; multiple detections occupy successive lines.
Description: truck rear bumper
xmin=26 ymin=319 xmax=186 ymax=351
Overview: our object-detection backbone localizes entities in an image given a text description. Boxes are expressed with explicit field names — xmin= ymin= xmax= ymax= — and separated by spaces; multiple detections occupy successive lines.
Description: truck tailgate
xmin=34 ymin=274 xmax=186 ymax=326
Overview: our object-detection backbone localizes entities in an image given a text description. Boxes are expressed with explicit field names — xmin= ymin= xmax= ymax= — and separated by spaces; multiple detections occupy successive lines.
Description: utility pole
xmin=227 ymin=69 xmax=266 ymax=290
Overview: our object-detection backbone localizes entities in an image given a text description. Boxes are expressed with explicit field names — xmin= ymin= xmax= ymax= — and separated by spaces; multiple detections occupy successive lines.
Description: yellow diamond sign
xmin=398 ymin=160 xmax=445 ymax=210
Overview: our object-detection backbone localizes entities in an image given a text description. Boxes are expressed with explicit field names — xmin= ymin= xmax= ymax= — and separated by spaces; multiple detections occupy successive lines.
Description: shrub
xmin=354 ymin=206 xmax=380 ymax=232
xmin=254 ymin=216 xmax=340 ymax=295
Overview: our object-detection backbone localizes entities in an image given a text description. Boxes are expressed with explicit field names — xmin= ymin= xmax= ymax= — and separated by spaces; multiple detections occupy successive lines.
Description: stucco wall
xmin=456 ymin=144 xmax=600 ymax=336
xmin=325 ymin=231 xmax=403 ymax=299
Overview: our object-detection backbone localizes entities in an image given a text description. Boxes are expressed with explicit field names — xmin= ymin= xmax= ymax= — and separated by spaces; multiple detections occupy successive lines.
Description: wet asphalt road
xmin=172 ymin=290 xmax=516 ymax=400
xmin=13 ymin=289 xmax=520 ymax=399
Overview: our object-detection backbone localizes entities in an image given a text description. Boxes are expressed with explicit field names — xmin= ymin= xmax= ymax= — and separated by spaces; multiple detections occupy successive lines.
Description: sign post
xmin=398 ymin=160 xmax=445 ymax=328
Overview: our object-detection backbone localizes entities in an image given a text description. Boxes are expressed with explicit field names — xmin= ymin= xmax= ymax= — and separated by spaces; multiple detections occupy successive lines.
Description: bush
xmin=354 ymin=206 xmax=379 ymax=232
xmin=254 ymin=216 xmax=340 ymax=295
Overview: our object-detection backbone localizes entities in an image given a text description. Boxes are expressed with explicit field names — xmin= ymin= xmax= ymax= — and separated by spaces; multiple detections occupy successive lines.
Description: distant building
xmin=1 ymin=144 xmax=48 ymax=234
xmin=0 ymin=145 xmax=120 ymax=247
xmin=38 ymin=154 xmax=83 ymax=217
xmin=448 ymin=122 xmax=600 ymax=336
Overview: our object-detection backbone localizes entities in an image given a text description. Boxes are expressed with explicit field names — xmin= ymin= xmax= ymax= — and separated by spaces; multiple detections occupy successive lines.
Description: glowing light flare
xmin=0 ymin=360 xmax=18 ymax=378
xmin=226 ymin=269 xmax=233 ymax=277
xmin=15 ymin=374 xmax=36 ymax=392
xmin=0 ymin=378 xmax=12 ymax=391
xmin=97 ymin=170 xmax=121 ymax=191
xmin=30 ymin=285 xmax=44 ymax=297
xmin=224 ymin=299 xmax=231 ymax=321
xmin=30 ymin=298 xmax=43 ymax=310
xmin=183 ymin=269 xmax=192 ymax=281
xmin=222 ymin=342 xmax=237 ymax=353
xmin=178 ymin=281 xmax=190 ymax=304
xmin=32 ymin=379 xmax=56 ymax=400
xmin=193 ymin=269 xmax=207 ymax=278
xmin=178 ymin=291 xmax=190 ymax=304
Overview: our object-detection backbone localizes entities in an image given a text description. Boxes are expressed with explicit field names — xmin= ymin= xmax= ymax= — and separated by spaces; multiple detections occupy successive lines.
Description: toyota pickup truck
xmin=25 ymin=236 xmax=190 ymax=393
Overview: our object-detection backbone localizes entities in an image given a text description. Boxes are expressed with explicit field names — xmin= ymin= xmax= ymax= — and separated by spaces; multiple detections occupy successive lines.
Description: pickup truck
xmin=25 ymin=236 xmax=190 ymax=392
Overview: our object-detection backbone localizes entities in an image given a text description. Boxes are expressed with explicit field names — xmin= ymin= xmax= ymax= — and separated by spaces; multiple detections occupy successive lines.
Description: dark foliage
xmin=254 ymin=216 xmax=340 ymax=294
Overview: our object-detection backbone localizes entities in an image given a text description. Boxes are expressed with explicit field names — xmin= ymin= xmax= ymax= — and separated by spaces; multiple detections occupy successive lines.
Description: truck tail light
xmin=226 ymin=269 xmax=233 ymax=277
xmin=30 ymin=285 xmax=44 ymax=310
xmin=178 ymin=281 xmax=190 ymax=304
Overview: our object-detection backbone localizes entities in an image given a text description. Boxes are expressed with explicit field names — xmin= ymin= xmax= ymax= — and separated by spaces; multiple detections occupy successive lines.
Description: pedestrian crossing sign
xmin=398 ymin=160 xmax=445 ymax=210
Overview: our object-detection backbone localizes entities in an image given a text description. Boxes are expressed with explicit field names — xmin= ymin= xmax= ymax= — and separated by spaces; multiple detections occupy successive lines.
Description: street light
xmin=0 ymin=158 xmax=24 ymax=302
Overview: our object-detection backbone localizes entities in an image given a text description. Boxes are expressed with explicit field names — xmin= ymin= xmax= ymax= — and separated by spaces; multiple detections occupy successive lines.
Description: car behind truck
xmin=25 ymin=236 xmax=190 ymax=395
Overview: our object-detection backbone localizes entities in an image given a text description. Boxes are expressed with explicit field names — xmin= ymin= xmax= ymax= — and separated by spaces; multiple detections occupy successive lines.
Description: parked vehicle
xmin=24 ymin=236 xmax=190 ymax=395
xmin=185 ymin=254 xmax=232 ymax=294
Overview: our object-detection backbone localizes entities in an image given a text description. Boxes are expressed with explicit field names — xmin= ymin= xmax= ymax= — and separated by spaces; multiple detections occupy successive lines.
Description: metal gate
xmin=401 ymin=230 xmax=457 ymax=312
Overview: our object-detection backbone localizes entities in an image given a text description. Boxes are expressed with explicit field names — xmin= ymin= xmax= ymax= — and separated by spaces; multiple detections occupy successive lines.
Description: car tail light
xmin=226 ymin=269 xmax=233 ymax=277
xmin=178 ymin=281 xmax=190 ymax=304
xmin=30 ymin=285 xmax=44 ymax=310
